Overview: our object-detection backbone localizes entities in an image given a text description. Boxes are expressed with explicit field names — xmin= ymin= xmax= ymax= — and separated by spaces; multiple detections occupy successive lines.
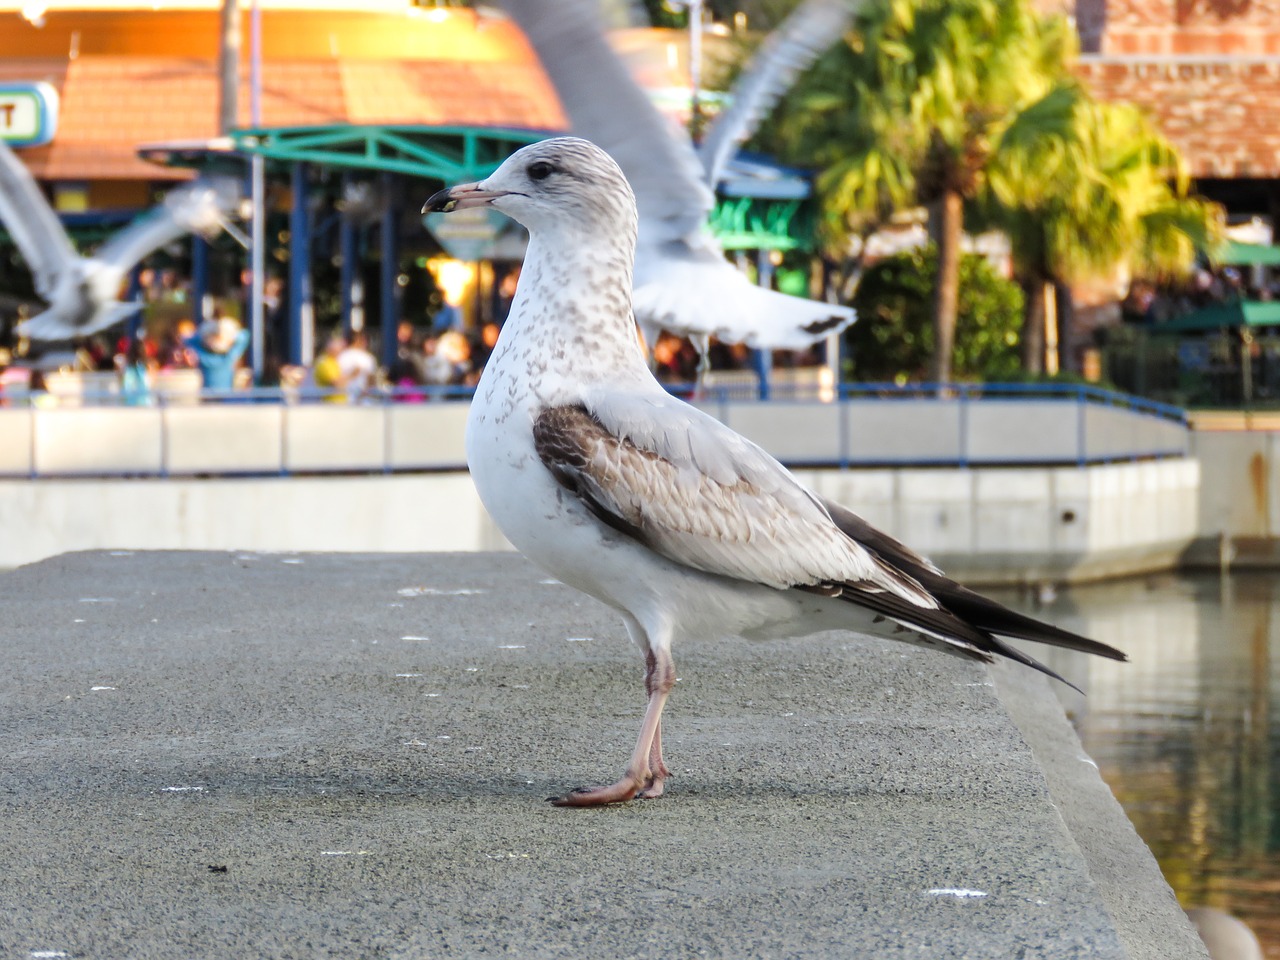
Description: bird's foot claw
xmin=637 ymin=778 xmax=666 ymax=800
xmin=637 ymin=764 xmax=669 ymax=799
xmin=547 ymin=773 xmax=646 ymax=807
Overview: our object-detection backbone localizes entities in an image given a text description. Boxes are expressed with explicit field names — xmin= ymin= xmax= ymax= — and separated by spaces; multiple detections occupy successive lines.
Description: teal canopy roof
xmin=1155 ymin=299 xmax=1280 ymax=333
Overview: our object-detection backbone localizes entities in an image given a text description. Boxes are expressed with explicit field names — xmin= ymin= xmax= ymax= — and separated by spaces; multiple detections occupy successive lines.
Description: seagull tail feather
xmin=932 ymin=588 xmax=1128 ymax=663
xmin=818 ymin=495 xmax=1128 ymax=678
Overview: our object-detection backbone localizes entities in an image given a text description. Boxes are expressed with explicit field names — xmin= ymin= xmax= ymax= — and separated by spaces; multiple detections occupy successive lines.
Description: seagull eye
xmin=527 ymin=161 xmax=555 ymax=181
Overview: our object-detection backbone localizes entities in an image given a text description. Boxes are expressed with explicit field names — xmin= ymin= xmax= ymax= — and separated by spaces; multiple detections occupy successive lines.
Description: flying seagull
xmin=497 ymin=0 xmax=857 ymax=357
xmin=0 ymin=140 xmax=244 ymax=341
xmin=423 ymin=137 xmax=1126 ymax=807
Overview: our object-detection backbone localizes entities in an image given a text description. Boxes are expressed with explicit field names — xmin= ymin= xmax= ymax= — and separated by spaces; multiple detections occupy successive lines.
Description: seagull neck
xmin=506 ymin=232 xmax=648 ymax=379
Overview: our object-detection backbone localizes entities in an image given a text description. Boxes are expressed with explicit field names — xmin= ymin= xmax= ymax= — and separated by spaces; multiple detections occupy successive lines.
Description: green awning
xmin=1218 ymin=241 xmax=1280 ymax=267
xmin=1155 ymin=299 xmax=1280 ymax=333
xmin=229 ymin=125 xmax=547 ymax=182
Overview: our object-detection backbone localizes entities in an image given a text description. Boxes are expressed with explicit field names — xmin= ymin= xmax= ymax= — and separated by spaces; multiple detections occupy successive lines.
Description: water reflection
xmin=994 ymin=573 xmax=1279 ymax=958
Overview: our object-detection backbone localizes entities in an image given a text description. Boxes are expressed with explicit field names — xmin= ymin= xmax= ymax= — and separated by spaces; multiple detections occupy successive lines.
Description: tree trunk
xmin=217 ymin=0 xmax=241 ymax=136
xmin=1055 ymin=284 xmax=1077 ymax=374
xmin=1020 ymin=277 xmax=1046 ymax=375
xmin=929 ymin=189 xmax=963 ymax=384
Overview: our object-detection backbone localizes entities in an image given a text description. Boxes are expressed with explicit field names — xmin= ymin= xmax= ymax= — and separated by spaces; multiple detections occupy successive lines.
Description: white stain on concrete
xmin=397 ymin=586 xmax=486 ymax=597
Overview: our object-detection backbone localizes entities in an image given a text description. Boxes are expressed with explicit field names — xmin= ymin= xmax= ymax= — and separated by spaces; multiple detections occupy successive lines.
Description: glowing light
xmin=20 ymin=0 xmax=48 ymax=26
xmin=427 ymin=258 xmax=475 ymax=306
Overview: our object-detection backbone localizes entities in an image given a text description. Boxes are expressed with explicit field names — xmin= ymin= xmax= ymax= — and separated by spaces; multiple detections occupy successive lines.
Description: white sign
xmin=423 ymin=207 xmax=507 ymax=262
xmin=0 ymin=82 xmax=59 ymax=147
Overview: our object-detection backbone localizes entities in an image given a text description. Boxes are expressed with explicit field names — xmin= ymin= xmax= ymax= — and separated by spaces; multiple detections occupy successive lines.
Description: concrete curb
xmin=992 ymin=661 xmax=1209 ymax=960
xmin=0 ymin=551 xmax=1205 ymax=959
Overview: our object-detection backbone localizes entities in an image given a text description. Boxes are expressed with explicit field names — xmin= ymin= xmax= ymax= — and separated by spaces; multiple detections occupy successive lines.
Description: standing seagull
xmin=498 ymin=0 xmax=856 ymax=357
xmin=424 ymin=138 xmax=1125 ymax=807
xmin=0 ymin=140 xmax=243 ymax=341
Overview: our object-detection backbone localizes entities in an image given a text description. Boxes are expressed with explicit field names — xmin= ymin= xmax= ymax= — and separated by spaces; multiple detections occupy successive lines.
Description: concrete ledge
xmin=0 ymin=551 xmax=1203 ymax=959
xmin=993 ymin=661 xmax=1209 ymax=960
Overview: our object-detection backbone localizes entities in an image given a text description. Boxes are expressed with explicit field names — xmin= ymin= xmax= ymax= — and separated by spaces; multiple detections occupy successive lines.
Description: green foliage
xmin=756 ymin=0 xmax=1073 ymax=248
xmin=981 ymin=83 xmax=1222 ymax=288
xmin=847 ymin=246 xmax=1023 ymax=382
xmin=635 ymin=0 xmax=685 ymax=28
xmin=744 ymin=0 xmax=1218 ymax=378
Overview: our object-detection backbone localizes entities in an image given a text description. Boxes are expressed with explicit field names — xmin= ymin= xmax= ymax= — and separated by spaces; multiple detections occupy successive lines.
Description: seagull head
xmin=422 ymin=137 xmax=637 ymax=242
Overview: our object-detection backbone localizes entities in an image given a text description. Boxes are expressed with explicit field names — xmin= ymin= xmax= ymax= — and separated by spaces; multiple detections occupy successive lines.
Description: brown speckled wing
xmin=532 ymin=403 xmax=1124 ymax=684
xmin=531 ymin=404 xmax=989 ymax=649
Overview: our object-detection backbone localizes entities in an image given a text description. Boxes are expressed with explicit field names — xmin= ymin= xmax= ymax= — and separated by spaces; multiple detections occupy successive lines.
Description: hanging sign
xmin=423 ymin=207 xmax=509 ymax=262
xmin=0 ymin=82 xmax=59 ymax=147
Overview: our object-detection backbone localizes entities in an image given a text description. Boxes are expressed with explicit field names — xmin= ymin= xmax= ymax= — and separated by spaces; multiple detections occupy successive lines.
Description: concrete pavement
xmin=0 ymin=551 xmax=1206 ymax=959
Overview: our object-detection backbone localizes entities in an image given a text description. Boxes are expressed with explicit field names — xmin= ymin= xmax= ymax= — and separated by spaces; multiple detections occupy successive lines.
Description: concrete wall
xmin=0 ymin=403 xmax=473 ymax=477
xmin=0 ymin=473 xmax=512 ymax=569
xmin=798 ymin=459 xmax=1200 ymax=584
xmin=0 ymin=458 xmax=1200 ymax=584
xmin=0 ymin=396 xmax=1184 ymax=478
xmin=1185 ymin=429 xmax=1280 ymax=569
xmin=699 ymin=396 xmax=1186 ymax=466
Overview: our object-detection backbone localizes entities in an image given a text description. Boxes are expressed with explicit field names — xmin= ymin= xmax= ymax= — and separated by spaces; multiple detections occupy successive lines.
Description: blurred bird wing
xmin=497 ymin=0 xmax=714 ymax=243
xmin=17 ymin=299 xmax=141 ymax=342
xmin=94 ymin=177 xmax=240 ymax=275
xmin=0 ymin=140 xmax=79 ymax=299
xmin=699 ymin=0 xmax=857 ymax=190
xmin=633 ymin=241 xmax=855 ymax=349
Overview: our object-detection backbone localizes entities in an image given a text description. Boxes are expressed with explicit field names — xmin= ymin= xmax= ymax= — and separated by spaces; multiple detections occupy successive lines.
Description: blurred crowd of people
xmin=0 ymin=258 xmax=526 ymax=403
xmin=289 ymin=319 xmax=499 ymax=403
xmin=0 ymin=312 xmax=512 ymax=405
xmin=0 ymin=314 xmax=251 ymax=405
xmin=1122 ymin=265 xmax=1280 ymax=327
xmin=0 ymin=257 xmax=777 ymax=404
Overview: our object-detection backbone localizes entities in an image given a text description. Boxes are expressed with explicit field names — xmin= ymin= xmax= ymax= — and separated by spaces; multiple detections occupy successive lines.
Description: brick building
xmin=1071 ymin=0 xmax=1280 ymax=222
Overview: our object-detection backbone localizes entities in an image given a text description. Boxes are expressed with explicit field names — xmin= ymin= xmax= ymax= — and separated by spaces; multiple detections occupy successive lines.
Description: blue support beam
xmin=191 ymin=235 xmax=210 ymax=322
xmin=379 ymin=170 xmax=401 ymax=371
xmin=339 ymin=174 xmax=357 ymax=337
xmin=750 ymin=349 xmax=772 ymax=401
xmin=288 ymin=161 xmax=313 ymax=366
xmin=754 ymin=249 xmax=775 ymax=400
xmin=125 ymin=265 xmax=145 ymax=341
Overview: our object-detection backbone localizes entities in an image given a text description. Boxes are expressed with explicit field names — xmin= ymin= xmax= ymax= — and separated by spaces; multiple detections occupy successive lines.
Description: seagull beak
xmin=422 ymin=182 xmax=508 ymax=214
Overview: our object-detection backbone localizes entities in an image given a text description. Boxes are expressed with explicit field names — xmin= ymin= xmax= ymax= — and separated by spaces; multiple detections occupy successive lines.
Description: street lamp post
xmin=669 ymin=0 xmax=704 ymax=140
xmin=249 ymin=0 xmax=265 ymax=380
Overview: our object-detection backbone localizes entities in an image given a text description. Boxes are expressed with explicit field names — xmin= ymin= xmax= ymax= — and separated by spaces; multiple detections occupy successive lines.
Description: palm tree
xmin=983 ymin=83 xmax=1222 ymax=372
xmin=764 ymin=0 xmax=1073 ymax=382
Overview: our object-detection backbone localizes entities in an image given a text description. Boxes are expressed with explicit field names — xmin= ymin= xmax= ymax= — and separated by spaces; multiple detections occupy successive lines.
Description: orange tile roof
xmin=336 ymin=60 xmax=565 ymax=128
xmin=4 ymin=54 xmax=566 ymax=180
xmin=0 ymin=8 xmax=567 ymax=181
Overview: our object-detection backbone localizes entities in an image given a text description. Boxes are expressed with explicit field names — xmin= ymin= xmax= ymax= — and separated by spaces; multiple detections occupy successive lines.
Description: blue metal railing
xmin=0 ymin=383 xmax=479 ymax=407
xmin=667 ymin=379 xmax=1188 ymax=424
xmin=0 ymin=378 xmax=1188 ymax=419
xmin=736 ymin=387 xmax=1184 ymax=466
xmin=0 ymin=381 xmax=1190 ymax=477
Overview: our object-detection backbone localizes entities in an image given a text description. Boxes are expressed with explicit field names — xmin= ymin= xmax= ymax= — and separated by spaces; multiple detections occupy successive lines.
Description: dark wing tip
xmin=802 ymin=314 xmax=850 ymax=336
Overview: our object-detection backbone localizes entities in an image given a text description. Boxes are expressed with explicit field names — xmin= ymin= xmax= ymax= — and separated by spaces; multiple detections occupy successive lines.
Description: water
xmin=995 ymin=572 xmax=1280 ymax=957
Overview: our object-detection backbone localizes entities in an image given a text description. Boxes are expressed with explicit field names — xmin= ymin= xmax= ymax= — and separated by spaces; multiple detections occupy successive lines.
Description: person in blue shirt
xmin=184 ymin=317 xmax=250 ymax=392
xmin=116 ymin=335 xmax=152 ymax=406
